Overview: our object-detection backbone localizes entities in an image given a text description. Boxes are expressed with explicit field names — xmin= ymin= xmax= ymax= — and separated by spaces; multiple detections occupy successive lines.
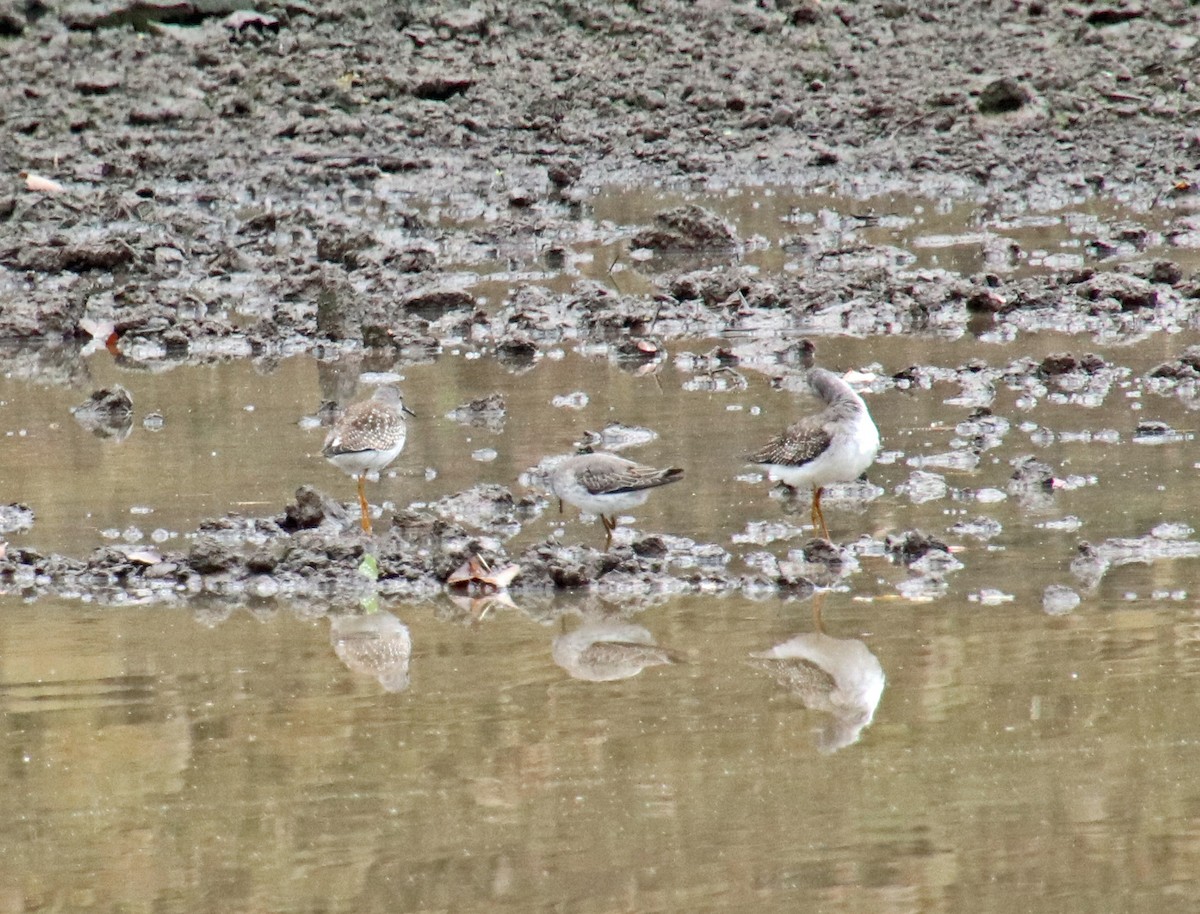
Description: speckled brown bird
xmin=322 ymin=386 xmax=414 ymax=534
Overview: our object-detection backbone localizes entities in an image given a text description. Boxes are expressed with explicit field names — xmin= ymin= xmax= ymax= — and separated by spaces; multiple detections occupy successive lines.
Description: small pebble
xmin=552 ymin=392 xmax=589 ymax=409
xmin=1043 ymin=585 xmax=1080 ymax=615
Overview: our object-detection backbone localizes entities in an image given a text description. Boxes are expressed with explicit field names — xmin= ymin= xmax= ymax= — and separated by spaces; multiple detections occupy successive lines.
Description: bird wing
xmin=748 ymin=416 xmax=832 ymax=467
xmin=322 ymin=402 xmax=392 ymax=456
xmin=578 ymin=461 xmax=683 ymax=495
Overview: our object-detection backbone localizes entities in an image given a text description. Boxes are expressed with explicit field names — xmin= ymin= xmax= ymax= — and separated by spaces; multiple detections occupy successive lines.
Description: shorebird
xmin=748 ymin=367 xmax=879 ymax=540
xmin=550 ymin=451 xmax=684 ymax=550
xmin=322 ymin=386 xmax=414 ymax=534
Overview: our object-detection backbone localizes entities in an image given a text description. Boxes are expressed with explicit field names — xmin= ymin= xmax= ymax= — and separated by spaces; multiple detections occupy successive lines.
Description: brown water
xmin=5 ymin=335 xmax=1199 ymax=568
xmin=4 ymin=338 xmax=1200 ymax=912
xmin=1 ymin=591 xmax=1198 ymax=912
xmin=4 ymin=190 xmax=1200 ymax=910
xmin=421 ymin=185 xmax=1200 ymax=300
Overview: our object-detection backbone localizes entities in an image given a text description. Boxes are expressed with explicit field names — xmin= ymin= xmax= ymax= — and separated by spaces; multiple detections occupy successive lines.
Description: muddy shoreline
xmin=3 ymin=1 xmax=1200 ymax=605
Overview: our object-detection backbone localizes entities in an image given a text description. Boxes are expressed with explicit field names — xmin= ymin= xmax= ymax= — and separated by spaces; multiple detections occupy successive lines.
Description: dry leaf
xmin=446 ymin=554 xmax=521 ymax=592
xmin=20 ymin=172 xmax=65 ymax=194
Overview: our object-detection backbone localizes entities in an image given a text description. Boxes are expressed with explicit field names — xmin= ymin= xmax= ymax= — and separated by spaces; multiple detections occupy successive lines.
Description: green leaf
xmin=357 ymin=552 xmax=380 ymax=582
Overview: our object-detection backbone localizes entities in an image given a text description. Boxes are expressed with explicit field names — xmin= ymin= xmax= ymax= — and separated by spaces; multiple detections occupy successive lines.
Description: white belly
xmin=327 ymin=436 xmax=406 ymax=478
xmin=562 ymin=488 xmax=651 ymax=516
xmin=765 ymin=414 xmax=879 ymax=489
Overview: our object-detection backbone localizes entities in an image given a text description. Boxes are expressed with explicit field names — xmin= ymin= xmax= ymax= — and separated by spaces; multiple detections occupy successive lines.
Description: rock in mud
xmin=630 ymin=204 xmax=738 ymax=252
xmin=1037 ymin=352 xmax=1106 ymax=378
xmin=0 ymin=503 xmax=35 ymax=535
xmin=1132 ymin=420 xmax=1186 ymax=444
xmin=778 ymin=538 xmax=859 ymax=589
xmin=4 ymin=237 xmax=137 ymax=274
xmin=1008 ymin=456 xmax=1059 ymax=505
xmin=1148 ymin=345 xmax=1200 ymax=381
xmin=977 ymin=77 xmax=1032 ymax=115
xmin=886 ymin=530 xmax=950 ymax=565
xmin=429 ymin=484 xmax=540 ymax=538
xmin=402 ymin=287 xmax=476 ymax=320
xmin=948 ymin=516 xmax=1003 ymax=540
xmin=446 ymin=393 xmax=507 ymax=432
xmin=580 ymin=423 xmax=659 ymax=451
xmin=612 ymin=337 xmax=665 ymax=365
xmin=896 ymin=470 xmax=948 ymax=504
xmin=1071 ymin=530 xmax=1200 ymax=591
xmin=494 ymin=337 xmax=538 ymax=370
xmin=1077 ymin=273 xmax=1158 ymax=312
xmin=280 ymin=485 xmax=352 ymax=532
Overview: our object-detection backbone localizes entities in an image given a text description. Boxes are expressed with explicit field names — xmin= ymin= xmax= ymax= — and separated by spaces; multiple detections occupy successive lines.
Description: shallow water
xmin=4 ymin=337 xmax=1200 ymax=912
xmin=421 ymin=185 xmax=1200 ymax=301
xmin=2 ymin=590 xmax=1198 ymax=912
xmin=4 ymin=334 xmax=1200 ymax=600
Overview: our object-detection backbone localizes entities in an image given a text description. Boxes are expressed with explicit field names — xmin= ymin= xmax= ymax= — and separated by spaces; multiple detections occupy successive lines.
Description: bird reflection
xmin=552 ymin=620 xmax=679 ymax=682
xmin=751 ymin=597 xmax=885 ymax=753
xmin=329 ymin=609 xmax=412 ymax=693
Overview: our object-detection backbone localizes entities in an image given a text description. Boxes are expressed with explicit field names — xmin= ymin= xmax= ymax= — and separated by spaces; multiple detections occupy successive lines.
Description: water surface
xmin=1 ymin=591 xmax=1197 ymax=912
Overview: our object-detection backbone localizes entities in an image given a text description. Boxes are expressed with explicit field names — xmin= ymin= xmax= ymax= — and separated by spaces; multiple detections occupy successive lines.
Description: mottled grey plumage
xmin=751 ymin=630 xmax=885 ymax=753
xmin=748 ymin=419 xmax=833 ymax=469
xmin=572 ymin=454 xmax=684 ymax=497
xmin=322 ymin=386 xmax=411 ymax=467
xmin=753 ymin=657 xmax=839 ymax=698
xmin=551 ymin=452 xmax=684 ymax=549
xmin=749 ymin=368 xmax=879 ymax=540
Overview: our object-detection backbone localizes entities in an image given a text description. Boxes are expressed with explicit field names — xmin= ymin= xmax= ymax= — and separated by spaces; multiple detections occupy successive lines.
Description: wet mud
xmin=3 ymin=2 xmax=1200 ymax=607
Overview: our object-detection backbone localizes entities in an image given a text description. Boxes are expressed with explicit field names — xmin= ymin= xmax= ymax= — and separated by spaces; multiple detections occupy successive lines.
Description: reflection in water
xmin=752 ymin=601 xmax=885 ymax=753
xmin=329 ymin=609 xmax=412 ymax=692
xmin=442 ymin=589 xmax=519 ymax=624
xmin=69 ymin=385 xmax=134 ymax=442
xmin=552 ymin=620 xmax=679 ymax=682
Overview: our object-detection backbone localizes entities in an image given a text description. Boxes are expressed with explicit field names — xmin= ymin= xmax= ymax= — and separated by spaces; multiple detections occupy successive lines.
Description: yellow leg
xmin=812 ymin=485 xmax=831 ymax=541
xmin=601 ymin=514 xmax=615 ymax=551
xmin=357 ymin=474 xmax=372 ymax=534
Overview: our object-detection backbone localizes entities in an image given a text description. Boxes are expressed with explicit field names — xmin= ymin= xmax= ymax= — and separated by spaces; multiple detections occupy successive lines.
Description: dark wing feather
xmin=748 ymin=417 xmax=832 ymax=467
xmin=322 ymin=402 xmax=402 ymax=457
xmin=578 ymin=462 xmax=684 ymax=495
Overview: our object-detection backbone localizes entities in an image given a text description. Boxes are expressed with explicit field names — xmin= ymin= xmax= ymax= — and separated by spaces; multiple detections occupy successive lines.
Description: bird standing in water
xmin=322 ymin=386 xmax=414 ymax=534
xmin=550 ymin=451 xmax=684 ymax=550
xmin=748 ymin=368 xmax=879 ymax=540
